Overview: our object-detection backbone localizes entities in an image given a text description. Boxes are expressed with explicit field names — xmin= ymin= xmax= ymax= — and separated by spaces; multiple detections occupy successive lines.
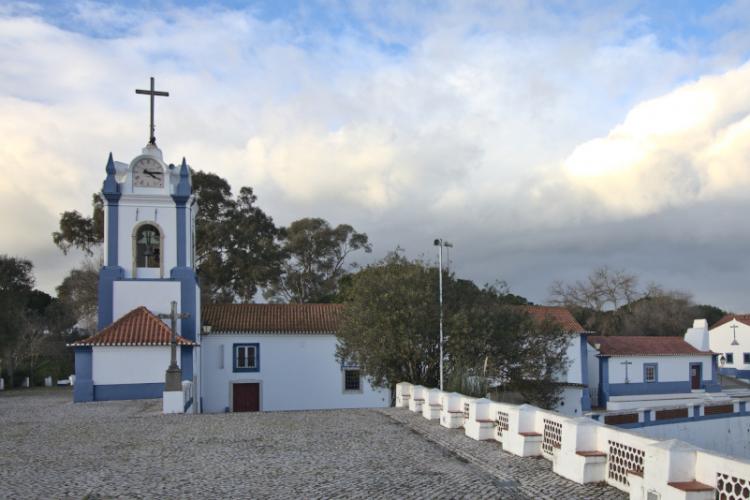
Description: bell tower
xmin=97 ymin=77 xmax=200 ymax=376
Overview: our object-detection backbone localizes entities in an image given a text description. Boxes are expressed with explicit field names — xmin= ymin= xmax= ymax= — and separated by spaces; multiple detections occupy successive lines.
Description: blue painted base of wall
xmin=94 ymin=383 xmax=164 ymax=401
xmin=74 ymin=346 xmax=94 ymax=402
xmin=607 ymin=381 xmax=708 ymax=398
xmin=719 ymin=367 xmax=750 ymax=379
xmin=74 ymin=381 xmax=94 ymax=402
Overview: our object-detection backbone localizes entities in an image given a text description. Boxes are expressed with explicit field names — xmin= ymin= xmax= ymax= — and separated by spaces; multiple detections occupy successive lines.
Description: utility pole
xmin=434 ymin=238 xmax=453 ymax=391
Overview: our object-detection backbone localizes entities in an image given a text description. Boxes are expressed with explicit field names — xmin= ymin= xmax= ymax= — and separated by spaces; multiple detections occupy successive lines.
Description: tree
xmin=336 ymin=254 xmax=441 ymax=392
xmin=52 ymin=194 xmax=104 ymax=255
xmin=56 ymin=258 xmax=100 ymax=333
xmin=335 ymin=254 xmax=562 ymax=407
xmin=0 ymin=256 xmax=34 ymax=386
xmin=265 ymin=218 xmax=372 ymax=303
xmin=447 ymin=285 xmax=569 ymax=407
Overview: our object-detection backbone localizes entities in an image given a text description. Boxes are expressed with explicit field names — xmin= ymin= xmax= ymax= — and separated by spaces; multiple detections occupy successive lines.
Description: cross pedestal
xmin=159 ymin=301 xmax=190 ymax=413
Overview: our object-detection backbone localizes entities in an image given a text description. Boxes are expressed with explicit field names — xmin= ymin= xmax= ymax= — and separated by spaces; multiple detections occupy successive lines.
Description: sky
xmin=2 ymin=0 xmax=750 ymax=311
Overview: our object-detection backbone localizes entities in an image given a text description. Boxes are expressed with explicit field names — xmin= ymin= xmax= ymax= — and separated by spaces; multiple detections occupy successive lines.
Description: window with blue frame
xmin=726 ymin=353 xmax=734 ymax=365
xmin=744 ymin=353 xmax=750 ymax=364
xmin=643 ymin=363 xmax=658 ymax=383
xmin=233 ymin=343 xmax=259 ymax=372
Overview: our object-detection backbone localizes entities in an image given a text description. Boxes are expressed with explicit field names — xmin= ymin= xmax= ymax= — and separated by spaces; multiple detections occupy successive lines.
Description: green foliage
xmin=265 ymin=217 xmax=372 ymax=303
xmin=336 ymin=254 xmax=564 ymax=407
xmin=336 ymin=253 xmax=441 ymax=389
xmin=52 ymin=194 xmax=104 ymax=255
xmin=193 ymin=172 xmax=284 ymax=303
xmin=56 ymin=259 xmax=100 ymax=333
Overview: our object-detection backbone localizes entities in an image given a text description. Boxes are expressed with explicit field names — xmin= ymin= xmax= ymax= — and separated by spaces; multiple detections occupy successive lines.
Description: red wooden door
xmin=233 ymin=383 xmax=260 ymax=412
xmin=690 ymin=364 xmax=701 ymax=390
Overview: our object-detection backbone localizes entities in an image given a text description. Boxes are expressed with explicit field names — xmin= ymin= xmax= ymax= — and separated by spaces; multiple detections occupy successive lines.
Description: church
xmin=70 ymin=79 xmax=389 ymax=412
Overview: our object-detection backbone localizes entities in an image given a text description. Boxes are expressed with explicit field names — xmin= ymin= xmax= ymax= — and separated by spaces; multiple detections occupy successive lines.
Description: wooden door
xmin=233 ymin=383 xmax=260 ymax=412
xmin=690 ymin=364 xmax=701 ymax=390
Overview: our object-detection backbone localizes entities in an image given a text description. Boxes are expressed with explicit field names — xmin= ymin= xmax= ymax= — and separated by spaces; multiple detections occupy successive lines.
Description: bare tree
xmin=549 ymin=266 xmax=640 ymax=312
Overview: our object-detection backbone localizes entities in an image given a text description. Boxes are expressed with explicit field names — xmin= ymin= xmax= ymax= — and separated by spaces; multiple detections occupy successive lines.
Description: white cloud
xmin=563 ymin=61 xmax=750 ymax=216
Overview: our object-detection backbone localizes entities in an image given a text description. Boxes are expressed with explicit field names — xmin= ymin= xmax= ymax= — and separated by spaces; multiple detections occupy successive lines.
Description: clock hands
xmin=143 ymin=169 xmax=163 ymax=180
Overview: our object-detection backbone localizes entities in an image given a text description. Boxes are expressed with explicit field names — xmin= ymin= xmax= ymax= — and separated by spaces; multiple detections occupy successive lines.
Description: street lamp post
xmin=434 ymin=238 xmax=453 ymax=391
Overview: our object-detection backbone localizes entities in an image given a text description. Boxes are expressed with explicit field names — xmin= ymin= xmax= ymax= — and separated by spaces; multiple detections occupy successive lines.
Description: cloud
xmin=2 ymin=1 xmax=750 ymax=310
xmin=563 ymin=61 xmax=750 ymax=217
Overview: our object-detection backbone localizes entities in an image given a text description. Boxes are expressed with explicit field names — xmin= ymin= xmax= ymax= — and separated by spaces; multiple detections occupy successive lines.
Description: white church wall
xmin=710 ymin=321 xmax=750 ymax=373
xmin=92 ymin=346 xmax=178 ymax=385
xmin=112 ymin=280 xmax=182 ymax=333
xmin=632 ymin=415 xmax=750 ymax=459
xmin=561 ymin=335 xmax=583 ymax=385
xmin=608 ymin=354 xmax=713 ymax=384
xmin=201 ymin=333 xmax=390 ymax=412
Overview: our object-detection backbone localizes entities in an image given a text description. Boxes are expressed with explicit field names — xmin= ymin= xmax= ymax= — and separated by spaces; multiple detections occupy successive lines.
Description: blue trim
xmin=97 ymin=266 xmax=124 ymax=330
xmin=73 ymin=347 xmax=93 ymax=402
xmin=643 ymin=362 xmax=658 ymax=383
xmin=181 ymin=346 xmax=193 ymax=382
xmin=170 ymin=267 xmax=197 ymax=342
xmin=579 ymin=333 xmax=592 ymax=411
xmin=184 ymin=397 xmax=193 ymax=412
xmin=94 ymin=382 xmax=163 ymax=400
xmin=599 ymin=357 xmax=609 ymax=405
xmin=175 ymin=202 xmax=187 ymax=267
xmin=172 ymin=158 xmax=192 ymax=203
xmin=608 ymin=408 xmax=746 ymax=429
xmin=608 ymin=380 xmax=694 ymax=396
xmin=233 ymin=343 xmax=260 ymax=372
xmin=643 ymin=409 xmax=651 ymax=424
xmin=718 ymin=367 xmax=750 ymax=379
xmin=102 ymin=153 xmax=121 ymax=267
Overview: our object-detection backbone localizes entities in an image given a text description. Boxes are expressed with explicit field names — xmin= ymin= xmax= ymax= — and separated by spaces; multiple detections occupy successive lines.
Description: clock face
xmin=132 ymin=158 xmax=164 ymax=188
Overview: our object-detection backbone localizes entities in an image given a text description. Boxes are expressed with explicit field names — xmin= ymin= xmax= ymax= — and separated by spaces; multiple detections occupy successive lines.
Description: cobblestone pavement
xmin=0 ymin=389 xmax=624 ymax=499
xmin=380 ymin=408 xmax=625 ymax=500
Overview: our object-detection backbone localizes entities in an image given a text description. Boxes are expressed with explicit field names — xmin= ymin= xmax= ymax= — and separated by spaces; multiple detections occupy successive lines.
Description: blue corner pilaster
xmin=73 ymin=347 xmax=94 ymax=402
xmin=172 ymin=158 xmax=191 ymax=268
xmin=599 ymin=357 xmax=610 ymax=407
xmin=98 ymin=265 xmax=124 ymax=330
xmin=579 ymin=333 xmax=592 ymax=411
xmin=181 ymin=346 xmax=193 ymax=381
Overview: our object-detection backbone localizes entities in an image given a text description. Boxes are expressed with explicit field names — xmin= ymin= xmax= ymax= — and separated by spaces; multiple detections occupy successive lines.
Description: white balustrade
xmin=395 ymin=381 xmax=750 ymax=499
xmin=395 ymin=382 xmax=412 ymax=408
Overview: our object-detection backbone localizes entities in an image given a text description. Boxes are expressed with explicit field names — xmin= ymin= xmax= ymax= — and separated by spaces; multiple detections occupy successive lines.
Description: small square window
xmin=344 ymin=369 xmax=361 ymax=392
xmin=644 ymin=363 xmax=657 ymax=383
xmin=233 ymin=344 xmax=259 ymax=372
xmin=726 ymin=353 xmax=734 ymax=365
xmin=744 ymin=353 xmax=750 ymax=364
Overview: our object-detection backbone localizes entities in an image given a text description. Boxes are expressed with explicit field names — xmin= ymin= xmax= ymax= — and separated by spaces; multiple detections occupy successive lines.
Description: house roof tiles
xmin=710 ymin=314 xmax=750 ymax=330
xmin=69 ymin=306 xmax=197 ymax=347
xmin=521 ymin=305 xmax=585 ymax=333
xmin=588 ymin=335 xmax=711 ymax=357
xmin=202 ymin=303 xmax=343 ymax=334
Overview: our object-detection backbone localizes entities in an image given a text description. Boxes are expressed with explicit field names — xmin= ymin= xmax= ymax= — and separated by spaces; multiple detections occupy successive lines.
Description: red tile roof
xmin=69 ymin=307 xmax=197 ymax=347
xmin=202 ymin=303 xmax=343 ymax=333
xmin=588 ymin=335 xmax=711 ymax=356
xmin=710 ymin=314 xmax=750 ymax=330
xmin=521 ymin=305 xmax=585 ymax=333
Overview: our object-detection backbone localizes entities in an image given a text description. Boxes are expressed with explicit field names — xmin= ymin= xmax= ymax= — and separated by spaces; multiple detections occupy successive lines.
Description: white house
xmin=709 ymin=314 xmax=750 ymax=380
xmin=200 ymin=304 xmax=390 ymax=412
xmin=586 ymin=332 xmax=721 ymax=410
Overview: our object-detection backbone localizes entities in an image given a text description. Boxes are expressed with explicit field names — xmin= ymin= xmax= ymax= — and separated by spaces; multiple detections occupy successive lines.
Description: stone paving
xmin=0 ymin=389 xmax=624 ymax=499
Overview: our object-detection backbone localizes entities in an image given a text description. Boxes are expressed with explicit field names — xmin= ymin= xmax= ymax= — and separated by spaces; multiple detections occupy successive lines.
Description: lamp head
xmin=433 ymin=239 xmax=440 ymax=246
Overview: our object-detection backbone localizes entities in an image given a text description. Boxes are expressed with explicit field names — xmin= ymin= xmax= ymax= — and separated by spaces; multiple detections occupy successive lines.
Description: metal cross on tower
xmin=730 ymin=322 xmax=740 ymax=346
xmin=621 ymin=360 xmax=633 ymax=383
xmin=135 ymin=77 xmax=169 ymax=145
xmin=158 ymin=301 xmax=190 ymax=391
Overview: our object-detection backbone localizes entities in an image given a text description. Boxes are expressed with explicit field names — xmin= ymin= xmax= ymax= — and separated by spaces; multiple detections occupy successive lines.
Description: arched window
xmin=135 ymin=224 xmax=161 ymax=268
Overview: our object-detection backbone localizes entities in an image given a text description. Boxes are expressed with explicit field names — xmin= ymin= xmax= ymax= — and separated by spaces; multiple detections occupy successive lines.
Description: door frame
xmin=689 ymin=362 xmax=702 ymax=390
xmin=229 ymin=380 xmax=263 ymax=412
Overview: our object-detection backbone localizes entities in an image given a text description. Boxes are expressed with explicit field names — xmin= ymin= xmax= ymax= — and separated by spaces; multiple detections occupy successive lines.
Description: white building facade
xmin=200 ymin=304 xmax=390 ymax=412
xmin=709 ymin=315 xmax=750 ymax=380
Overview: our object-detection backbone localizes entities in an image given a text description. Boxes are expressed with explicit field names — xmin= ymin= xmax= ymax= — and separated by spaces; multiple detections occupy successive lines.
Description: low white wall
xmin=633 ymin=415 xmax=750 ymax=459
xmin=201 ymin=333 xmax=390 ymax=412
xmin=92 ymin=346 xmax=178 ymax=385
